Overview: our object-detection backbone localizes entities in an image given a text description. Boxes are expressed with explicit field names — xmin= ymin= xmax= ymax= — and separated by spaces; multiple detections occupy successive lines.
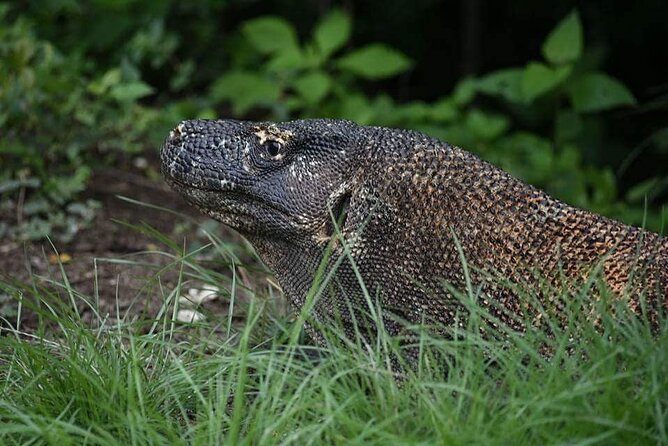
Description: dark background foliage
xmin=2 ymin=0 xmax=667 ymax=241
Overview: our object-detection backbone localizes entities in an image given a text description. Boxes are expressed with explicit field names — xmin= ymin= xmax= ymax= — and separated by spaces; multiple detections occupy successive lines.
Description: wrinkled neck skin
xmin=246 ymin=234 xmax=322 ymax=306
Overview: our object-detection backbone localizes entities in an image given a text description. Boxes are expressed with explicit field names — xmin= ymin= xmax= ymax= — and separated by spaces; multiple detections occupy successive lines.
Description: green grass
xmin=1 ymin=231 xmax=667 ymax=445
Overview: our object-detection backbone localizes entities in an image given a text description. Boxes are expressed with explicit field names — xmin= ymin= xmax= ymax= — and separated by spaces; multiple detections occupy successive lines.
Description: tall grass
xmin=0 ymin=229 xmax=666 ymax=445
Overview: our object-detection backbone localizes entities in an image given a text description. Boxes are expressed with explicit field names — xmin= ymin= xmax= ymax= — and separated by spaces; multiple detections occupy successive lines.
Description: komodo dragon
xmin=161 ymin=118 xmax=667 ymax=345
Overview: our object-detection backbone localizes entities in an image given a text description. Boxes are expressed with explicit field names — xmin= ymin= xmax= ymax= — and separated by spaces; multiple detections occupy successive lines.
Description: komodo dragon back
xmin=161 ymin=118 xmax=667 ymax=342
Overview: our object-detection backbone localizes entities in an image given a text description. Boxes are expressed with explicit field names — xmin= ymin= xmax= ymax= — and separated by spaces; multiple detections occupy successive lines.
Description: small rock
xmin=133 ymin=157 xmax=148 ymax=169
xmin=179 ymin=284 xmax=219 ymax=306
xmin=176 ymin=309 xmax=206 ymax=323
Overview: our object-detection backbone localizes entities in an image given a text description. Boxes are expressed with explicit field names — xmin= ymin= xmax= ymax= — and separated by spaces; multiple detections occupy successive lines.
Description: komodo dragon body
xmin=161 ymin=119 xmax=667 ymax=342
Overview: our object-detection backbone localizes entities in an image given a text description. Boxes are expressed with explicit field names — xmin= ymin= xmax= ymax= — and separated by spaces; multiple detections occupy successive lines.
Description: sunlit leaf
xmin=88 ymin=68 xmax=122 ymax=95
xmin=293 ymin=71 xmax=332 ymax=104
xmin=465 ymin=109 xmax=509 ymax=141
xmin=110 ymin=81 xmax=154 ymax=102
xmin=242 ymin=16 xmax=298 ymax=54
xmin=313 ymin=9 xmax=351 ymax=59
xmin=338 ymin=94 xmax=374 ymax=124
xmin=542 ymin=10 xmax=583 ymax=65
xmin=496 ymin=132 xmax=554 ymax=184
xmin=398 ymin=101 xmax=430 ymax=121
xmin=522 ymin=62 xmax=571 ymax=102
xmin=337 ymin=44 xmax=412 ymax=79
xmin=210 ymin=71 xmax=281 ymax=114
xmin=452 ymin=77 xmax=476 ymax=106
xmin=430 ymin=98 xmax=458 ymax=122
xmin=266 ymin=46 xmax=305 ymax=71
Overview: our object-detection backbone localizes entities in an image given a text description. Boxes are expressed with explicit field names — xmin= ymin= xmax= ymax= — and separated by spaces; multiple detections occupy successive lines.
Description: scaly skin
xmin=161 ymin=119 xmax=667 ymax=344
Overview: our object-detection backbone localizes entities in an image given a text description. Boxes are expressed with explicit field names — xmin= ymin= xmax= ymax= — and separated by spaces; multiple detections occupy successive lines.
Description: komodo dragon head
xmin=161 ymin=119 xmax=364 ymax=245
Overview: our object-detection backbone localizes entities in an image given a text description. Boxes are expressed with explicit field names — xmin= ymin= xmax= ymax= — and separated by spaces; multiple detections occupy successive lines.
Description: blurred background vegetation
xmin=2 ymin=0 xmax=667 ymax=242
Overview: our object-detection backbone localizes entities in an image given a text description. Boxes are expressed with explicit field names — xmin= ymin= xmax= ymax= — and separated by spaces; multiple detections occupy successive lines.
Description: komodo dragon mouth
xmin=165 ymin=175 xmax=287 ymax=217
xmin=163 ymin=175 xmax=303 ymax=237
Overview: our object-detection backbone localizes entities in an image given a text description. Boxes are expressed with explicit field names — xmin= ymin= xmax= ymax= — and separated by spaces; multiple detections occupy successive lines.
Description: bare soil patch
xmin=0 ymin=160 xmax=277 ymax=334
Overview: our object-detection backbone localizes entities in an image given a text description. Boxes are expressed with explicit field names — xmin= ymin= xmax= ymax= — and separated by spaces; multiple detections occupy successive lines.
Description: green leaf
xmin=197 ymin=108 xmax=217 ymax=120
xmin=522 ymin=62 xmax=572 ymax=102
xmin=496 ymin=133 xmax=554 ymax=184
xmin=542 ymin=10 xmax=583 ymax=65
xmin=284 ymin=96 xmax=304 ymax=112
xmin=398 ymin=101 xmax=430 ymax=122
xmin=46 ymin=167 xmax=91 ymax=204
xmin=313 ymin=9 xmax=351 ymax=59
xmin=266 ymin=46 xmax=305 ymax=71
xmin=210 ymin=71 xmax=282 ymax=115
xmin=476 ymin=68 xmax=523 ymax=103
xmin=568 ymin=73 xmax=636 ymax=112
xmin=88 ymin=68 xmax=122 ymax=95
xmin=430 ymin=124 xmax=475 ymax=148
xmin=465 ymin=110 xmax=510 ymax=141
xmin=430 ymin=98 xmax=458 ymax=122
xmin=75 ymin=108 xmax=95 ymax=126
xmin=338 ymin=94 xmax=374 ymax=124
xmin=452 ymin=77 xmax=476 ymax=106
xmin=109 ymin=81 xmax=154 ymax=102
xmin=337 ymin=44 xmax=412 ymax=79
xmin=242 ymin=16 xmax=298 ymax=54
xmin=293 ymin=71 xmax=332 ymax=104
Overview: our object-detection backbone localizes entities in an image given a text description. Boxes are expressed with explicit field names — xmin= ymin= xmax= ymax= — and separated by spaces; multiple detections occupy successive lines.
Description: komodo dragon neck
xmin=161 ymin=118 xmax=667 ymax=341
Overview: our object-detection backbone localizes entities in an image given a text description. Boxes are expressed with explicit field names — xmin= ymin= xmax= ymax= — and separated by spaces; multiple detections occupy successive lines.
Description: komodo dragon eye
xmin=264 ymin=140 xmax=283 ymax=157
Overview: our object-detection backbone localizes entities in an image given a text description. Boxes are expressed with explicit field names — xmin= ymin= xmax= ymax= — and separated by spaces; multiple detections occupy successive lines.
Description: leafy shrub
xmin=210 ymin=9 xmax=412 ymax=119
xmin=1 ymin=3 xmax=665 ymax=241
xmin=211 ymin=9 xmax=665 ymax=231
xmin=0 ymin=5 xmax=158 ymax=242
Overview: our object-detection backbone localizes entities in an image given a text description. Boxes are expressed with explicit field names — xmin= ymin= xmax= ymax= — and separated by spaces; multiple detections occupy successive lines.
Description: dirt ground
xmin=0 ymin=159 xmax=282 ymax=334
